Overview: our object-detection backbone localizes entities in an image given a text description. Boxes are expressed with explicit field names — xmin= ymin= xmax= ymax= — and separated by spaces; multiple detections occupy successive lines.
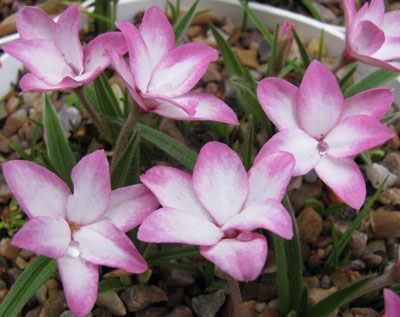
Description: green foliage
xmin=0 ymin=199 xmax=26 ymax=237
xmin=291 ymin=26 xmax=310 ymax=68
xmin=174 ymin=0 xmax=199 ymax=44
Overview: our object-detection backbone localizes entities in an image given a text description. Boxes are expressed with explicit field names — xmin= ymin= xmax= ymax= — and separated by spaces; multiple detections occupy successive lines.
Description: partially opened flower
xmin=138 ymin=142 xmax=294 ymax=281
xmin=107 ymin=6 xmax=238 ymax=124
xmin=383 ymin=288 xmax=400 ymax=317
xmin=343 ymin=0 xmax=400 ymax=71
xmin=2 ymin=5 xmax=127 ymax=91
xmin=276 ymin=19 xmax=294 ymax=71
xmin=3 ymin=150 xmax=158 ymax=316
xmin=256 ymin=60 xmax=394 ymax=209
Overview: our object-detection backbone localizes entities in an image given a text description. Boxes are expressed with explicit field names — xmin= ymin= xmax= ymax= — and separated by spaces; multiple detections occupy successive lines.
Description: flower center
xmin=66 ymin=241 xmax=80 ymax=258
xmin=317 ymin=141 xmax=329 ymax=155
xmin=68 ymin=221 xmax=81 ymax=232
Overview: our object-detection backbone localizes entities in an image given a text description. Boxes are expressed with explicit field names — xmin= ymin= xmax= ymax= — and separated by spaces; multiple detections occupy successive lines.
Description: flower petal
xmin=81 ymin=32 xmax=128 ymax=84
xmin=138 ymin=207 xmax=223 ymax=245
xmin=382 ymin=11 xmax=400 ymax=37
xmin=254 ymin=128 xmax=320 ymax=177
xmin=67 ymin=150 xmax=111 ymax=225
xmin=58 ymin=256 xmax=98 ymax=316
xmin=139 ymin=6 xmax=175 ymax=71
xmin=2 ymin=39 xmax=73 ymax=85
xmin=3 ymin=160 xmax=71 ymax=218
xmin=200 ymin=233 xmax=267 ymax=281
xmin=349 ymin=52 xmax=400 ymax=71
xmin=19 ymin=73 xmax=81 ymax=91
xmin=140 ymin=166 xmax=212 ymax=221
xmin=148 ymin=42 xmax=218 ymax=97
xmin=102 ymin=184 xmax=159 ymax=232
xmin=373 ymin=36 xmax=400 ymax=60
xmin=148 ymin=92 xmax=239 ymax=124
xmin=351 ymin=20 xmax=385 ymax=56
xmin=296 ymin=60 xmax=343 ymax=139
xmin=361 ymin=0 xmax=385 ymax=26
xmin=341 ymin=88 xmax=393 ymax=121
xmin=246 ymin=151 xmax=295 ymax=206
xmin=383 ymin=288 xmax=400 ymax=317
xmin=73 ymin=220 xmax=148 ymax=273
xmin=343 ymin=0 xmax=356 ymax=27
xmin=54 ymin=5 xmax=83 ymax=75
xmin=16 ymin=6 xmax=55 ymax=40
xmin=193 ymin=142 xmax=249 ymax=227
xmin=325 ymin=115 xmax=394 ymax=158
xmin=115 ymin=21 xmax=151 ymax=93
xmin=257 ymin=77 xmax=299 ymax=130
xmin=314 ymin=156 xmax=365 ymax=209
xmin=12 ymin=217 xmax=70 ymax=258
xmin=223 ymin=199 xmax=293 ymax=239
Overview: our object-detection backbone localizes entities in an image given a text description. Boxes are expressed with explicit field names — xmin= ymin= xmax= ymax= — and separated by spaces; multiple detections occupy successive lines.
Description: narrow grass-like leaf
xmin=298 ymin=285 xmax=309 ymax=317
xmin=381 ymin=111 xmax=400 ymax=125
xmin=242 ymin=115 xmax=254 ymax=170
xmin=343 ymin=68 xmax=399 ymax=98
xmin=239 ymin=0 xmax=272 ymax=43
xmin=321 ymin=203 xmax=348 ymax=217
xmin=30 ymin=114 xmax=42 ymax=158
xmin=80 ymin=9 xmax=114 ymax=25
xmin=98 ymin=279 xmax=125 ymax=293
xmin=331 ymin=223 xmax=339 ymax=265
xmin=111 ymin=128 xmax=141 ymax=189
xmin=148 ymin=260 xmax=200 ymax=276
xmin=93 ymin=73 xmax=124 ymax=142
xmin=278 ymin=63 xmax=295 ymax=78
xmin=43 ymin=95 xmax=76 ymax=188
xmin=139 ymin=123 xmax=197 ymax=170
xmin=325 ymin=178 xmax=387 ymax=268
xmin=309 ymin=276 xmax=373 ymax=317
xmin=292 ymin=26 xmax=310 ymax=68
xmin=206 ymin=121 xmax=230 ymax=144
xmin=174 ymin=0 xmax=199 ymax=44
xmin=10 ymin=143 xmax=31 ymax=161
xmin=302 ymin=0 xmax=322 ymax=21
xmin=83 ymin=85 xmax=101 ymax=113
xmin=94 ymin=0 xmax=113 ymax=32
xmin=339 ymin=64 xmax=357 ymax=90
xmin=274 ymin=194 xmax=303 ymax=315
xmin=241 ymin=0 xmax=249 ymax=31
xmin=317 ymin=29 xmax=324 ymax=61
xmin=267 ymin=24 xmax=279 ymax=77
xmin=146 ymin=245 xmax=200 ymax=261
xmin=305 ymin=199 xmax=324 ymax=214
xmin=0 ymin=256 xmax=57 ymax=317
xmin=204 ymin=261 xmax=215 ymax=288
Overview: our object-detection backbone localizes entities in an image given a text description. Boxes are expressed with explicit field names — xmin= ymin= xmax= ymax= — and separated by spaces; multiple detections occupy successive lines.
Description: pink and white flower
xmin=343 ymin=0 xmax=400 ymax=71
xmin=107 ymin=6 xmax=238 ymax=124
xmin=276 ymin=20 xmax=294 ymax=71
xmin=256 ymin=60 xmax=394 ymax=209
xmin=2 ymin=5 xmax=127 ymax=91
xmin=3 ymin=150 xmax=158 ymax=316
xmin=383 ymin=288 xmax=400 ymax=317
xmin=138 ymin=141 xmax=294 ymax=281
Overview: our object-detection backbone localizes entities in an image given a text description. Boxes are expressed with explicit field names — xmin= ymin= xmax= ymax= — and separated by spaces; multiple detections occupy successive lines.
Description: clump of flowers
xmin=3 ymin=150 xmax=158 ymax=315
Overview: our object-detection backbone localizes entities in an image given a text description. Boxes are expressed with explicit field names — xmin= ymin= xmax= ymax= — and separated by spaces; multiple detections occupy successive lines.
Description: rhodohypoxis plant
xmin=276 ymin=19 xmax=294 ymax=72
xmin=2 ymin=5 xmax=127 ymax=91
xmin=342 ymin=0 xmax=400 ymax=71
xmin=3 ymin=150 xmax=159 ymax=316
xmin=138 ymin=142 xmax=294 ymax=281
xmin=107 ymin=6 xmax=239 ymax=124
xmin=256 ymin=60 xmax=394 ymax=209
xmin=383 ymin=289 xmax=400 ymax=317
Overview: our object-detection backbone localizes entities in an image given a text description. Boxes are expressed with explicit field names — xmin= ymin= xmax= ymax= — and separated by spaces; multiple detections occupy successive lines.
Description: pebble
xmin=320 ymin=275 xmax=331 ymax=289
xmin=59 ymin=105 xmax=82 ymax=133
xmin=5 ymin=96 xmax=20 ymax=115
xmin=14 ymin=255 xmax=27 ymax=270
xmin=45 ymin=279 xmax=59 ymax=298
xmin=307 ymin=37 xmax=326 ymax=58
xmin=93 ymin=307 xmax=113 ymax=317
xmin=290 ymin=180 xmax=323 ymax=211
xmin=304 ymin=276 xmax=320 ymax=289
xmin=186 ymin=25 xmax=203 ymax=38
xmin=260 ymin=306 xmax=279 ymax=317
xmin=365 ymin=163 xmax=398 ymax=189
xmin=96 ymin=291 xmax=126 ymax=316
xmin=166 ymin=305 xmax=193 ymax=317
xmin=0 ymin=288 xmax=8 ymax=304
xmin=165 ymin=269 xmax=195 ymax=287
xmin=371 ymin=211 xmax=400 ymax=238
xmin=192 ymin=289 xmax=226 ymax=317
xmin=6 ymin=267 xmax=21 ymax=285
xmin=382 ymin=152 xmax=400 ymax=185
xmin=331 ymin=269 xmax=360 ymax=289
xmin=0 ymin=103 xmax=8 ymax=120
xmin=0 ymin=134 xmax=11 ymax=153
xmin=59 ymin=311 xmax=75 ymax=317
xmin=0 ymin=238 xmax=19 ymax=260
xmin=308 ymin=287 xmax=337 ymax=306
xmin=348 ymin=260 xmax=366 ymax=271
xmin=350 ymin=307 xmax=380 ymax=317
xmin=361 ymin=253 xmax=383 ymax=268
xmin=334 ymin=224 xmax=367 ymax=258
xmin=232 ymin=47 xmax=259 ymax=69
xmin=103 ymin=268 xmax=131 ymax=278
xmin=19 ymin=249 xmax=36 ymax=260
xmin=366 ymin=239 xmax=386 ymax=253
xmin=25 ymin=306 xmax=41 ymax=317
xmin=35 ymin=283 xmax=47 ymax=305
xmin=0 ymin=184 xmax=12 ymax=203
xmin=39 ymin=290 xmax=67 ymax=317
xmin=304 ymin=170 xmax=318 ymax=183
xmin=202 ymin=63 xmax=222 ymax=83
xmin=244 ymin=300 xmax=257 ymax=317
xmin=267 ymin=298 xmax=279 ymax=309
xmin=309 ymin=0 xmax=338 ymax=24
xmin=120 ymin=284 xmax=167 ymax=312
xmin=378 ymin=187 xmax=400 ymax=205
xmin=297 ymin=205 xmax=323 ymax=243
xmin=313 ymin=236 xmax=332 ymax=249
xmin=257 ymin=284 xmax=278 ymax=302
xmin=2 ymin=109 xmax=27 ymax=137
xmin=0 ymin=279 xmax=6 ymax=290
xmin=242 ymin=282 xmax=258 ymax=301
xmin=221 ymin=16 xmax=236 ymax=35
xmin=192 ymin=12 xmax=219 ymax=25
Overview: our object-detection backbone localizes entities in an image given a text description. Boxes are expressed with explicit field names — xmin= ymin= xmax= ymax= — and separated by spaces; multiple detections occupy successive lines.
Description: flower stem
xmin=74 ymin=87 xmax=111 ymax=143
xmin=110 ymin=103 xmax=139 ymax=171
xmin=225 ymin=274 xmax=246 ymax=317
xmin=331 ymin=50 xmax=352 ymax=74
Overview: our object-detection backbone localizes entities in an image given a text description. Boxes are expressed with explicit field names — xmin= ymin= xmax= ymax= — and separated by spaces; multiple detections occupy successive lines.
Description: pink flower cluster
xmin=2 ymin=1 xmax=398 ymax=315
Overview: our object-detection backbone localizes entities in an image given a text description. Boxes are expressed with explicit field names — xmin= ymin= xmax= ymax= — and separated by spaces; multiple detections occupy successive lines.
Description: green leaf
xmin=309 ymin=276 xmax=373 ymax=317
xmin=325 ymin=177 xmax=387 ymax=269
xmin=146 ymin=245 xmax=200 ymax=261
xmin=302 ymin=0 xmax=322 ymax=21
xmin=339 ymin=64 xmax=357 ymax=90
xmin=239 ymin=0 xmax=272 ymax=43
xmin=43 ymin=95 xmax=76 ymax=188
xmin=381 ymin=111 xmax=400 ymax=125
xmin=242 ymin=115 xmax=254 ymax=170
xmin=174 ymin=0 xmax=199 ymax=44
xmin=139 ymin=123 xmax=198 ymax=170
xmin=209 ymin=23 xmax=272 ymax=134
xmin=147 ymin=260 xmax=200 ymax=276
xmin=98 ymin=279 xmax=125 ymax=293
xmin=93 ymin=73 xmax=124 ymax=142
xmin=206 ymin=121 xmax=230 ymax=144
xmin=10 ymin=143 xmax=31 ymax=161
xmin=30 ymin=114 xmax=43 ymax=158
xmin=267 ymin=24 xmax=279 ymax=77
xmin=274 ymin=195 xmax=303 ymax=315
xmin=111 ymin=128 xmax=141 ymax=189
xmin=292 ymin=27 xmax=310 ymax=68
xmin=317 ymin=29 xmax=325 ymax=61
xmin=298 ymin=285 xmax=309 ymax=317
xmin=0 ymin=256 xmax=57 ymax=317
xmin=94 ymin=0 xmax=113 ymax=32
xmin=321 ymin=203 xmax=348 ymax=217
xmin=343 ymin=68 xmax=399 ymax=98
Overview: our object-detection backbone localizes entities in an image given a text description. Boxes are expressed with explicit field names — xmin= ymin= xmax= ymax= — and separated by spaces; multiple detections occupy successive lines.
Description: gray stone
xmin=365 ymin=163 xmax=397 ymax=189
xmin=96 ymin=291 xmax=126 ymax=316
xmin=192 ymin=289 xmax=226 ymax=317
xmin=121 ymin=284 xmax=167 ymax=312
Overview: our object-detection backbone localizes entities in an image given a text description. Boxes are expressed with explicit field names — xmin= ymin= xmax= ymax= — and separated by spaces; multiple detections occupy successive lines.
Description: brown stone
xmin=290 ymin=180 xmax=323 ymax=211
xmin=96 ymin=291 xmax=126 ymax=316
xmin=257 ymin=284 xmax=278 ymax=302
xmin=350 ymin=307 xmax=380 ymax=317
xmin=330 ymin=268 xmax=361 ymax=289
xmin=307 ymin=37 xmax=327 ymax=58
xmin=232 ymin=47 xmax=259 ymax=69
xmin=260 ymin=306 xmax=279 ymax=317
xmin=378 ymin=187 xmax=400 ymax=205
xmin=361 ymin=253 xmax=382 ymax=268
xmin=191 ymin=12 xmax=219 ymax=25
xmin=186 ymin=25 xmax=203 ymax=38
xmin=297 ymin=205 xmax=323 ymax=243
xmin=0 ymin=238 xmax=19 ymax=260
xmin=5 ymin=96 xmax=20 ymax=115
xmin=2 ymin=109 xmax=27 ymax=137
xmin=304 ymin=276 xmax=320 ymax=289
xmin=371 ymin=211 xmax=400 ymax=238
xmin=308 ymin=287 xmax=337 ymax=306
xmin=121 ymin=284 xmax=167 ymax=312
xmin=166 ymin=306 xmax=193 ymax=317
